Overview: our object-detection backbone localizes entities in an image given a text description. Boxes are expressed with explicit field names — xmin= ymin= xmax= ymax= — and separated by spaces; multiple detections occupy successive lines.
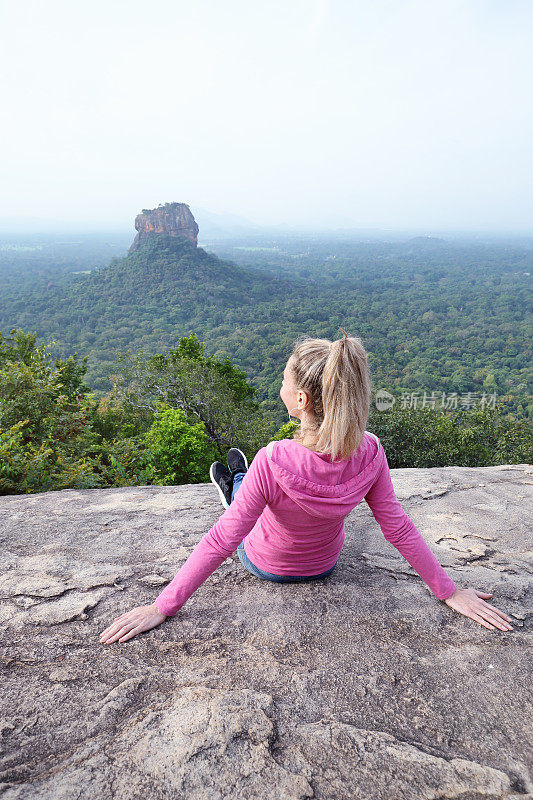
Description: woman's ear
xmin=298 ymin=389 xmax=310 ymax=409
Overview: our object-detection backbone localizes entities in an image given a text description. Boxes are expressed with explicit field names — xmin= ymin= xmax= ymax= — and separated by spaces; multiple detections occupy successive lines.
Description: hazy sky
xmin=1 ymin=0 xmax=532 ymax=232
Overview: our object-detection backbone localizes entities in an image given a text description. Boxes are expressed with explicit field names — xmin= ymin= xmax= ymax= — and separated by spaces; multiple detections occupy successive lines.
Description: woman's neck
xmin=293 ymin=419 xmax=324 ymax=452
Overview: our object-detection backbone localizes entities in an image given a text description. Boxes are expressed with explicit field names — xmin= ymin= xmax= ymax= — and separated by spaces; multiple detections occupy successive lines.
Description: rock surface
xmin=129 ymin=202 xmax=199 ymax=251
xmin=0 ymin=463 xmax=532 ymax=799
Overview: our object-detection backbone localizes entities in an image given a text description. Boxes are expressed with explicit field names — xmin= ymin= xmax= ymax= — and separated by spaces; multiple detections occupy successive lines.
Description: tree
xmin=109 ymin=333 xmax=275 ymax=460
xmin=368 ymin=402 xmax=532 ymax=468
xmin=0 ymin=330 xmax=104 ymax=494
xmin=143 ymin=405 xmax=218 ymax=484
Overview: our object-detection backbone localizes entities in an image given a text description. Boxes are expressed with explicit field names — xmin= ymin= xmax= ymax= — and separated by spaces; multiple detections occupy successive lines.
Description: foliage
xmin=271 ymin=420 xmax=300 ymax=441
xmin=368 ymin=402 xmax=532 ymax=468
xmin=0 ymin=419 xmax=104 ymax=494
xmin=1 ymin=233 xmax=530 ymax=422
xmin=143 ymin=405 xmax=218 ymax=485
xmin=83 ymin=435 xmax=154 ymax=488
xmin=108 ymin=332 xmax=276 ymax=461
xmin=0 ymin=325 xmax=530 ymax=496
xmin=0 ymin=330 xmax=107 ymax=494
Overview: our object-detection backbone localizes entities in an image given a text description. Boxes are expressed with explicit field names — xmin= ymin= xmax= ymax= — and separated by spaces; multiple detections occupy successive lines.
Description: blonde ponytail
xmin=289 ymin=328 xmax=372 ymax=461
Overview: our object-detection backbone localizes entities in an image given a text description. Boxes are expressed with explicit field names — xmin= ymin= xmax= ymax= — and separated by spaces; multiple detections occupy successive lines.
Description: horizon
xmin=1 ymin=206 xmax=533 ymax=242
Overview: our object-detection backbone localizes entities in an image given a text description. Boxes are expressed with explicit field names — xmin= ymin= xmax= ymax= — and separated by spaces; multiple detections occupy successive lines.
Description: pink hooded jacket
xmin=154 ymin=432 xmax=457 ymax=616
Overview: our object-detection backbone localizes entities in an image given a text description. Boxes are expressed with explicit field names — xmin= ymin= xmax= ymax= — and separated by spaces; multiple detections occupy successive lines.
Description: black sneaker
xmin=227 ymin=447 xmax=248 ymax=476
xmin=210 ymin=462 xmax=233 ymax=509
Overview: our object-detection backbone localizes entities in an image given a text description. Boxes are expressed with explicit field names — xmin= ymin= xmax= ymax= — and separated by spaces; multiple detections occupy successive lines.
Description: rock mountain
xmin=1 ymin=462 xmax=532 ymax=798
xmin=129 ymin=202 xmax=200 ymax=252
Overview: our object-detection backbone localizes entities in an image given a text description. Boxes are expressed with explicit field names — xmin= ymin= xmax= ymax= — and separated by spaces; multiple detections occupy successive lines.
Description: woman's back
xmin=241 ymin=434 xmax=382 ymax=575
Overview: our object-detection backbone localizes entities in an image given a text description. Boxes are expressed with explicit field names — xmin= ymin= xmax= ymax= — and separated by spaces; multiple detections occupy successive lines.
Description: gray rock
xmin=0 ymin=465 xmax=531 ymax=798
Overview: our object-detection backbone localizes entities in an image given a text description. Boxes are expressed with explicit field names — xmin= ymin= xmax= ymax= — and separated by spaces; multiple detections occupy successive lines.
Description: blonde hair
xmin=288 ymin=328 xmax=372 ymax=462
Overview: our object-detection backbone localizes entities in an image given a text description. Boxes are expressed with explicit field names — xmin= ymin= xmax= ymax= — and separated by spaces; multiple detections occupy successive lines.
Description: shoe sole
xmin=228 ymin=448 xmax=248 ymax=473
xmin=210 ymin=463 xmax=230 ymax=509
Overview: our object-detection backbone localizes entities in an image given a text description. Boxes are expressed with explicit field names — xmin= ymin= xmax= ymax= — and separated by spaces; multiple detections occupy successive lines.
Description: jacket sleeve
xmin=153 ymin=447 xmax=270 ymax=616
xmin=364 ymin=446 xmax=456 ymax=600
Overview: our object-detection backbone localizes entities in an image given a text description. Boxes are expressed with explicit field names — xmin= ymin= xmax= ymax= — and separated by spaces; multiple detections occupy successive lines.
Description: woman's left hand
xmin=444 ymin=587 xmax=514 ymax=631
xmin=99 ymin=603 xmax=168 ymax=644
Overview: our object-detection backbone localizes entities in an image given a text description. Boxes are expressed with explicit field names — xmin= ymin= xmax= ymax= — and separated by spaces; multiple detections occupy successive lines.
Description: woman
xmin=100 ymin=331 xmax=513 ymax=644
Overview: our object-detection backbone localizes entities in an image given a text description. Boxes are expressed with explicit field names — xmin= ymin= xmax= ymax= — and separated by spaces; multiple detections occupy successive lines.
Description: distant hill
xmin=192 ymin=207 xmax=264 ymax=239
xmin=72 ymin=233 xmax=288 ymax=312
xmin=407 ymin=235 xmax=446 ymax=245
xmin=0 ymin=231 xmax=301 ymax=401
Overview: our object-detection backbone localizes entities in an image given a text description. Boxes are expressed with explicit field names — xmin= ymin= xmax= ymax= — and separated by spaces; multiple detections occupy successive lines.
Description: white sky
xmin=1 ymin=0 xmax=532 ymax=232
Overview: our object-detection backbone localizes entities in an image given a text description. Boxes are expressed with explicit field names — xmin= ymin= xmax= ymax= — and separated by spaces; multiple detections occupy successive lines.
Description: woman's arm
xmin=99 ymin=448 xmax=270 ymax=644
xmin=153 ymin=449 xmax=269 ymax=616
xmin=364 ymin=449 xmax=457 ymax=600
xmin=364 ymin=446 xmax=513 ymax=631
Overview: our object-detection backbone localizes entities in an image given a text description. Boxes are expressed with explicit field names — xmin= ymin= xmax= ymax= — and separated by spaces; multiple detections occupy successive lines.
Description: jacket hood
xmin=265 ymin=431 xmax=385 ymax=519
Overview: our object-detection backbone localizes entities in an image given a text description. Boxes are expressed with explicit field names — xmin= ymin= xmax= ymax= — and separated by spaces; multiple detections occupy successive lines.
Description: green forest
xmin=1 ymin=328 xmax=530 ymax=496
xmin=0 ymin=231 xmax=530 ymax=426
xmin=0 ymin=229 xmax=531 ymax=494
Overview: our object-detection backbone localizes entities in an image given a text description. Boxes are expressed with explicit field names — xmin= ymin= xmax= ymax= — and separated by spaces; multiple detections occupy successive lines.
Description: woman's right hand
xmin=99 ymin=603 xmax=168 ymax=644
xmin=444 ymin=587 xmax=514 ymax=631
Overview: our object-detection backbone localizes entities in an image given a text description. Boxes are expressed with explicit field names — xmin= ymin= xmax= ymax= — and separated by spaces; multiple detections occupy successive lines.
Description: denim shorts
xmin=237 ymin=540 xmax=338 ymax=583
